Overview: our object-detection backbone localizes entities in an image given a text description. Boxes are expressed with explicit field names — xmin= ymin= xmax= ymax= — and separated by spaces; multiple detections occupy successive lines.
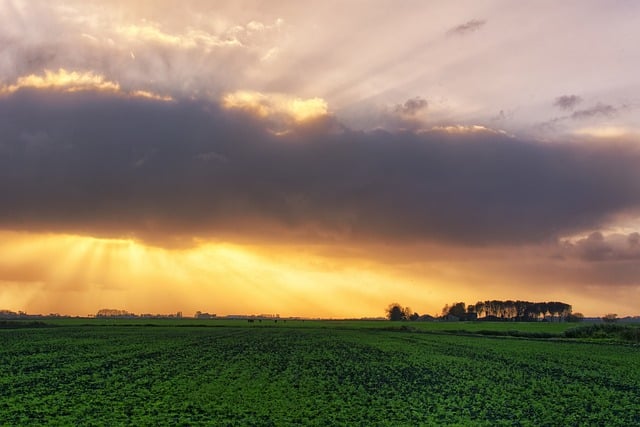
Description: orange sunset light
xmin=0 ymin=1 xmax=638 ymax=320
xmin=0 ymin=231 xmax=448 ymax=318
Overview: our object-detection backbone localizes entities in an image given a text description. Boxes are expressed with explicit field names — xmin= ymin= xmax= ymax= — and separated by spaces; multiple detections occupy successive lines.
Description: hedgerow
xmin=563 ymin=323 xmax=640 ymax=342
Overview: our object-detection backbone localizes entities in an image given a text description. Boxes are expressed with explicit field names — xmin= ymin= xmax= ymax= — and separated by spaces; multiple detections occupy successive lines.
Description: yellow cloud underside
xmin=0 ymin=69 xmax=172 ymax=101
xmin=3 ymin=69 xmax=119 ymax=93
xmin=429 ymin=125 xmax=507 ymax=135
xmin=222 ymin=90 xmax=328 ymax=123
xmin=117 ymin=23 xmax=242 ymax=49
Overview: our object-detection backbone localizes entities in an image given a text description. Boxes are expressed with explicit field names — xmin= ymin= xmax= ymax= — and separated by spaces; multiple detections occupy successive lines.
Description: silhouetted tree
xmin=448 ymin=302 xmax=467 ymax=318
xmin=386 ymin=303 xmax=410 ymax=321
xmin=538 ymin=302 xmax=549 ymax=320
xmin=441 ymin=304 xmax=450 ymax=317
xmin=441 ymin=302 xmax=477 ymax=320
xmin=474 ymin=301 xmax=485 ymax=318
xmin=470 ymin=300 xmax=572 ymax=321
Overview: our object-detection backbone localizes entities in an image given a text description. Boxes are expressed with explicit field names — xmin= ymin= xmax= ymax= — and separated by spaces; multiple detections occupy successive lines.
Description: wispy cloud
xmin=537 ymin=102 xmax=624 ymax=132
xmin=116 ymin=22 xmax=243 ymax=49
xmin=571 ymin=103 xmax=617 ymax=120
xmin=0 ymin=4 xmax=284 ymax=99
xmin=394 ymin=97 xmax=428 ymax=116
xmin=448 ymin=19 xmax=486 ymax=35
xmin=553 ymin=95 xmax=582 ymax=111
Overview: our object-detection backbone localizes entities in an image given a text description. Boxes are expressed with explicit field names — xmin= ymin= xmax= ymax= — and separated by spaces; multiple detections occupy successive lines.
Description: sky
xmin=1 ymin=0 xmax=639 ymax=317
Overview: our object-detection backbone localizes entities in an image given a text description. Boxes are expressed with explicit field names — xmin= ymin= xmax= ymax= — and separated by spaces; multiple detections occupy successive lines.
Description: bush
xmin=563 ymin=324 xmax=640 ymax=342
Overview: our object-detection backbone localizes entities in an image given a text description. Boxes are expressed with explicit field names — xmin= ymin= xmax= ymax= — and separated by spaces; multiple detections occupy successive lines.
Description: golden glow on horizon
xmin=0 ymin=231 xmax=443 ymax=318
xmin=222 ymin=91 xmax=328 ymax=123
xmin=0 ymin=69 xmax=173 ymax=101
xmin=0 ymin=231 xmax=636 ymax=318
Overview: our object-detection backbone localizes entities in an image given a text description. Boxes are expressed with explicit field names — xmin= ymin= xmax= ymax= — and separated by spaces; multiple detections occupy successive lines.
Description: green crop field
xmin=1 ymin=320 xmax=639 ymax=426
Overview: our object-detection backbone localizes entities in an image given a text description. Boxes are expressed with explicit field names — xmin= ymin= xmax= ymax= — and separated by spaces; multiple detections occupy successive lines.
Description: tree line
xmin=445 ymin=300 xmax=574 ymax=321
xmin=387 ymin=300 xmax=579 ymax=322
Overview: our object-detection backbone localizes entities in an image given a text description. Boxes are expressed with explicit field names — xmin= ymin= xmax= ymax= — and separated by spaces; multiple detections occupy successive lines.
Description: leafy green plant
xmin=1 ymin=321 xmax=638 ymax=425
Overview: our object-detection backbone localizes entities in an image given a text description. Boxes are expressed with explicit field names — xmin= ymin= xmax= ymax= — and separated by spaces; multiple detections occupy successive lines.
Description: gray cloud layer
xmin=1 ymin=90 xmax=640 ymax=247
xmin=559 ymin=232 xmax=640 ymax=262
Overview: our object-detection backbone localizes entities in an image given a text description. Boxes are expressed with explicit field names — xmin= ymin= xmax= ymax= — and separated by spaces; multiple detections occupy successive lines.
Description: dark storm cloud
xmin=448 ymin=19 xmax=486 ymax=35
xmin=1 ymin=89 xmax=640 ymax=247
xmin=553 ymin=95 xmax=582 ymax=111
xmin=394 ymin=97 xmax=427 ymax=116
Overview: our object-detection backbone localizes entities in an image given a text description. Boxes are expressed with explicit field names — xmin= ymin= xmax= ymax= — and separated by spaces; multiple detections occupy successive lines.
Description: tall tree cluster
xmin=443 ymin=300 xmax=572 ymax=321
xmin=385 ymin=303 xmax=416 ymax=321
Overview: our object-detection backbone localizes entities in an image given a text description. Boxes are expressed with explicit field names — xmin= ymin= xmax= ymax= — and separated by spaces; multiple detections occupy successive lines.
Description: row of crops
xmin=1 ymin=323 xmax=638 ymax=425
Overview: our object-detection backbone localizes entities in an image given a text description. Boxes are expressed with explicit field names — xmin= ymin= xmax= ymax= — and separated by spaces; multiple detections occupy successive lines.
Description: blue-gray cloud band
xmin=1 ymin=90 xmax=639 ymax=246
